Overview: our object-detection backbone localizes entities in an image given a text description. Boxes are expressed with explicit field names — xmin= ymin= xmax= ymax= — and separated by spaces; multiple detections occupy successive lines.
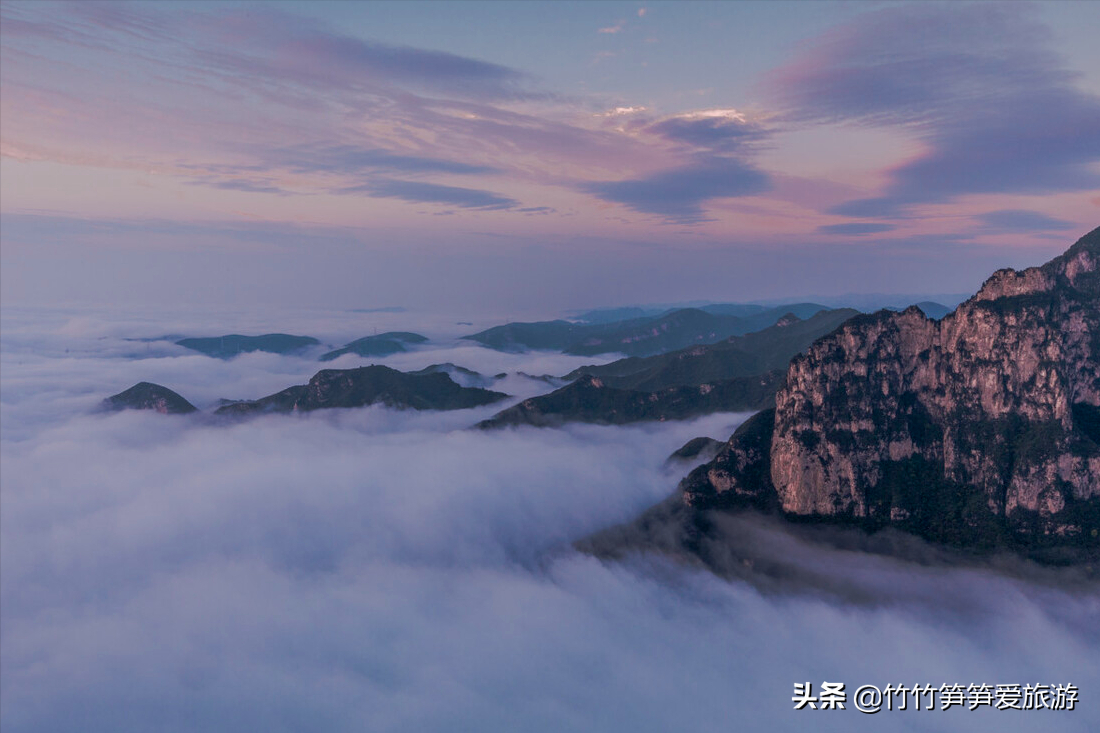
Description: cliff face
xmin=685 ymin=228 xmax=1100 ymax=555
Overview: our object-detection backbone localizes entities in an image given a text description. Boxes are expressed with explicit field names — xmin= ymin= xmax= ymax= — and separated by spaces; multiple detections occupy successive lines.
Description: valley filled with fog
xmin=2 ymin=306 xmax=1097 ymax=732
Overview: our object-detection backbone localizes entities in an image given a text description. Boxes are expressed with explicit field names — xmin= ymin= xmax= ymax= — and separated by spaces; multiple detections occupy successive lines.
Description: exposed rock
xmin=103 ymin=382 xmax=197 ymax=414
xmin=680 ymin=228 xmax=1100 ymax=560
xmin=681 ymin=410 xmax=778 ymax=513
xmin=215 ymin=365 xmax=507 ymax=416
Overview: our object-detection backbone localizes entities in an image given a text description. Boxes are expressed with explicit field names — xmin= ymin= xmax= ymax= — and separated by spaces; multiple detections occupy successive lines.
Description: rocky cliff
xmin=683 ymin=228 xmax=1100 ymax=559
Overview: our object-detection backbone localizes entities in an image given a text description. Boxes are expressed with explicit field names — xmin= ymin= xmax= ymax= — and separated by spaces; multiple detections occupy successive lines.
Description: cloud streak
xmin=583 ymin=156 xmax=770 ymax=222
xmin=817 ymin=222 xmax=896 ymax=236
xmin=339 ymin=178 xmax=519 ymax=210
xmin=582 ymin=111 xmax=773 ymax=222
xmin=768 ymin=3 xmax=1100 ymax=216
xmin=976 ymin=209 xmax=1077 ymax=233
xmin=268 ymin=144 xmax=500 ymax=177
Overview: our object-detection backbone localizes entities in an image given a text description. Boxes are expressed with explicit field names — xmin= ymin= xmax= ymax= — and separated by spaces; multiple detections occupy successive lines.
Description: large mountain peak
xmin=683 ymin=228 xmax=1100 ymax=559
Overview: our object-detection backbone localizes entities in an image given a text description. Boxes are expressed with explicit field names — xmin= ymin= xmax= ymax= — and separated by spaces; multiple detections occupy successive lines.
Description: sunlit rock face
xmin=685 ymin=228 xmax=1100 ymax=557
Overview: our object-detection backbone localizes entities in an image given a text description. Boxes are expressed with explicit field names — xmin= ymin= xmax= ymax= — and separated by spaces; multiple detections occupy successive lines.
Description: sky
xmin=2 ymin=0 xmax=1099 ymax=313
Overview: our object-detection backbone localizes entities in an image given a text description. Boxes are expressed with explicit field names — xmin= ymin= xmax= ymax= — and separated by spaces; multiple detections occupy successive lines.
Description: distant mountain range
xmin=568 ymin=295 xmax=962 ymax=323
xmin=319 ymin=332 xmax=427 ymax=361
xmin=104 ymin=366 xmax=508 ymax=418
xmin=176 ymin=334 xmax=320 ymax=358
xmin=565 ymin=309 xmax=859 ymax=390
xmin=477 ymin=373 xmax=781 ymax=429
xmin=173 ymin=332 xmax=431 ymax=361
xmin=461 ymin=303 xmax=834 ymax=357
xmin=119 ymin=308 xmax=868 ymax=428
xmin=169 ymin=301 xmax=952 ymax=364
xmin=478 ymin=308 xmax=859 ymax=428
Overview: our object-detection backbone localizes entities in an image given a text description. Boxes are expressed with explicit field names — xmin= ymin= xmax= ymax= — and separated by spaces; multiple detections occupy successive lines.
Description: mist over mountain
xmin=604 ymin=228 xmax=1100 ymax=566
xmin=461 ymin=304 xmax=833 ymax=357
xmin=215 ymin=364 xmax=507 ymax=416
xmin=319 ymin=332 xmax=428 ymax=361
xmin=176 ymin=334 xmax=321 ymax=359
xmin=478 ymin=372 xmax=780 ymax=429
xmin=103 ymin=382 xmax=197 ymax=415
xmin=475 ymin=308 xmax=857 ymax=428
xmin=4 ymin=303 xmax=1098 ymax=733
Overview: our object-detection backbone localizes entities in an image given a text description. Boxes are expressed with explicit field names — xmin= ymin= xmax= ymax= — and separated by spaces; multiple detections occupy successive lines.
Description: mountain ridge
xmin=216 ymin=365 xmax=508 ymax=416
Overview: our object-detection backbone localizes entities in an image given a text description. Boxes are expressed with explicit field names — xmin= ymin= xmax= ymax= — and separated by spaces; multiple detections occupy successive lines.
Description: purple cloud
xmin=184 ymin=8 xmax=537 ymax=103
xmin=3 ymin=3 xmax=537 ymax=104
xmin=582 ymin=156 xmax=770 ymax=223
xmin=582 ymin=111 xmax=774 ymax=222
xmin=768 ymin=4 xmax=1100 ymax=215
xmin=188 ymin=178 xmax=290 ymax=195
xmin=339 ymin=179 xmax=519 ymax=210
xmin=827 ymin=197 xmax=904 ymax=219
xmin=643 ymin=114 xmax=769 ymax=154
xmin=268 ymin=145 xmax=499 ymax=177
xmin=816 ymin=222 xmax=896 ymax=236
xmin=976 ymin=209 xmax=1077 ymax=232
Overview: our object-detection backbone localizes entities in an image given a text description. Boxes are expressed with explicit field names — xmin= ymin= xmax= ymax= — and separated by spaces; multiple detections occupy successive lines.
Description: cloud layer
xmin=2 ymin=306 xmax=1098 ymax=732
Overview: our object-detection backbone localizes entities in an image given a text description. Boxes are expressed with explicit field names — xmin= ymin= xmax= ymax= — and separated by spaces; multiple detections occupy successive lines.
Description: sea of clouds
xmin=2 ymin=305 xmax=1097 ymax=732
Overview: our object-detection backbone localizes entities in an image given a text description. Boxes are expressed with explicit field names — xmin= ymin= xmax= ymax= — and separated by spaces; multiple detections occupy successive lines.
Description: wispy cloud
xmin=581 ymin=109 xmax=772 ymax=222
xmin=582 ymin=156 xmax=770 ymax=223
xmin=975 ymin=209 xmax=1077 ymax=233
xmin=816 ymin=222 xmax=896 ymax=236
xmin=188 ymin=178 xmax=292 ymax=195
xmin=643 ymin=109 xmax=769 ymax=154
xmin=268 ymin=144 xmax=501 ymax=177
xmin=767 ymin=4 xmax=1100 ymax=217
xmin=338 ymin=179 xmax=519 ymax=210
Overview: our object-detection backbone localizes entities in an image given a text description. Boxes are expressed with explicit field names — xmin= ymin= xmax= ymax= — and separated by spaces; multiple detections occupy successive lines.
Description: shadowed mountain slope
xmin=566 ymin=308 xmax=859 ymax=391
xmin=462 ymin=304 xmax=831 ymax=357
xmin=176 ymin=334 xmax=319 ymax=358
xmin=103 ymin=382 xmax=197 ymax=414
xmin=478 ymin=373 xmax=780 ymax=429
xmin=319 ymin=332 xmax=427 ymax=361
xmin=216 ymin=365 xmax=507 ymax=416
